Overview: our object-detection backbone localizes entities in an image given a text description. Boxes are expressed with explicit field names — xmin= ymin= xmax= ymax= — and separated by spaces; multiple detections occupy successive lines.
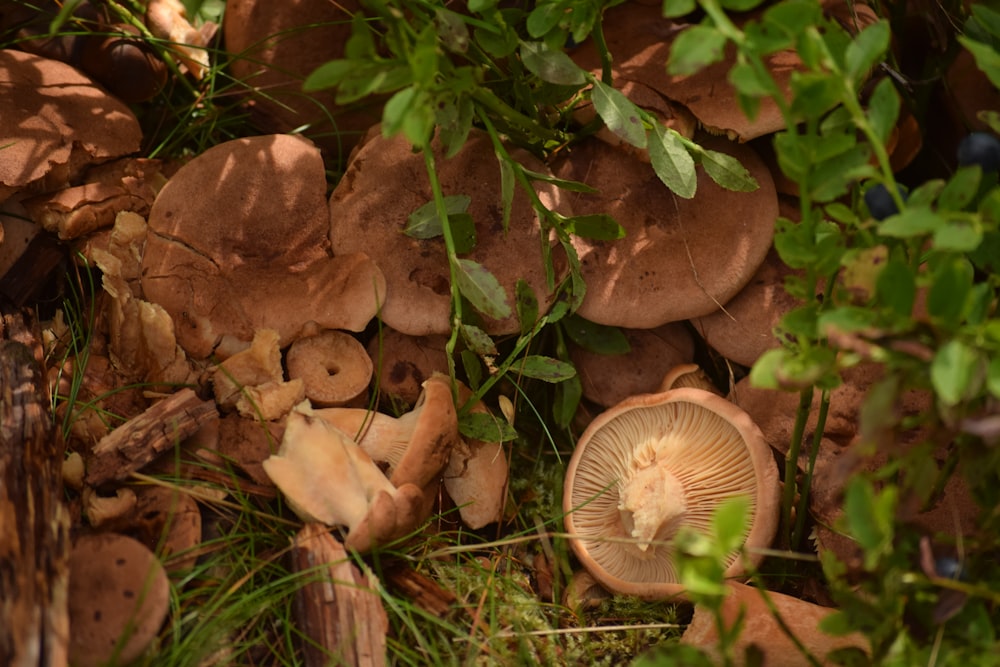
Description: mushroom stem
xmin=618 ymin=454 xmax=688 ymax=552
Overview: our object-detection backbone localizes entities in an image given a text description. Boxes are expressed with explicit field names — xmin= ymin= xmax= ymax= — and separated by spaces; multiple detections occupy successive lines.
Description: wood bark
xmin=85 ymin=387 xmax=217 ymax=487
xmin=0 ymin=307 xmax=70 ymax=667
xmin=290 ymin=524 xmax=388 ymax=667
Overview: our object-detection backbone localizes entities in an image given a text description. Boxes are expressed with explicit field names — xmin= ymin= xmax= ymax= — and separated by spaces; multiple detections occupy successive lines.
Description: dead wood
xmin=85 ymin=387 xmax=217 ymax=487
xmin=384 ymin=561 xmax=457 ymax=619
xmin=0 ymin=307 xmax=70 ymax=667
xmin=290 ymin=524 xmax=388 ymax=667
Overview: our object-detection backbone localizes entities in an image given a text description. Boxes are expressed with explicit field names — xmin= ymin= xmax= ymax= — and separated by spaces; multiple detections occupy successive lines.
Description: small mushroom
xmin=212 ymin=328 xmax=305 ymax=420
xmin=366 ymin=326 xmax=450 ymax=409
xmin=262 ymin=402 xmax=427 ymax=552
xmin=553 ymin=134 xmax=777 ymax=327
xmin=680 ymin=581 xmax=868 ymax=666
xmin=570 ymin=323 xmax=695 ymax=408
xmin=563 ymin=387 xmax=780 ymax=599
xmin=286 ymin=329 xmax=373 ymax=407
xmin=68 ymin=533 xmax=171 ymax=667
xmin=140 ymin=134 xmax=386 ymax=360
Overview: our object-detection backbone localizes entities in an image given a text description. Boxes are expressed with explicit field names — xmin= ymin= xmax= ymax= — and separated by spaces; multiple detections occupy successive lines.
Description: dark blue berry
xmin=934 ymin=556 xmax=966 ymax=580
xmin=957 ymin=132 xmax=1000 ymax=173
xmin=864 ymin=183 xmax=906 ymax=221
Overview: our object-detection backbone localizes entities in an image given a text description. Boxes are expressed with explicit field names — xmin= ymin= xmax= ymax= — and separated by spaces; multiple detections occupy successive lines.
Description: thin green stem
xmin=782 ymin=386 xmax=814 ymax=548
xmin=791 ymin=389 xmax=830 ymax=549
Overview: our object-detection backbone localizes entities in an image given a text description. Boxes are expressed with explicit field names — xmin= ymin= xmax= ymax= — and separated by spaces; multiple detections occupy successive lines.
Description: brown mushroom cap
xmin=329 ymin=128 xmax=569 ymax=336
xmin=563 ymin=387 xmax=779 ymax=599
xmin=286 ymin=329 xmax=373 ymax=407
xmin=0 ymin=49 xmax=142 ymax=203
xmin=570 ymin=323 xmax=695 ymax=408
xmin=223 ymin=0 xmax=382 ymax=159
xmin=367 ymin=326 xmax=450 ymax=408
xmin=554 ymin=134 xmax=778 ymax=328
xmin=68 ymin=533 xmax=171 ymax=667
xmin=140 ymin=134 xmax=385 ymax=359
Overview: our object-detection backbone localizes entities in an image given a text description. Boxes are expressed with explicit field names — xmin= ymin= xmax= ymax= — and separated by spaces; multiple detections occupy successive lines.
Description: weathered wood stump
xmin=0 ymin=306 xmax=70 ymax=666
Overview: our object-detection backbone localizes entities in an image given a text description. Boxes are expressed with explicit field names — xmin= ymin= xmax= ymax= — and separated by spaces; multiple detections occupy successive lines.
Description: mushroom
xmin=366 ymin=326 xmax=450 ymax=409
xmin=680 ymin=581 xmax=868 ymax=666
xmin=286 ymin=329 xmax=373 ymax=408
xmin=68 ymin=533 xmax=171 ymax=667
xmin=223 ymin=0 xmax=382 ymax=159
xmin=563 ymin=387 xmax=780 ymax=599
xmin=312 ymin=373 xmax=463 ymax=523
xmin=140 ymin=134 xmax=386 ymax=359
xmin=569 ymin=322 xmax=695 ymax=408
xmin=553 ymin=134 xmax=778 ymax=328
xmin=329 ymin=128 xmax=569 ymax=336
xmin=212 ymin=328 xmax=305 ymax=420
xmin=262 ymin=401 xmax=427 ymax=552
xmin=0 ymin=49 xmax=142 ymax=204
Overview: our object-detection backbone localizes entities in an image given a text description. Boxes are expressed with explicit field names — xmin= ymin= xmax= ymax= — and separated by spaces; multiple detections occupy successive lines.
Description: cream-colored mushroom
xmin=212 ymin=328 xmax=305 ymax=420
xmin=563 ymin=387 xmax=779 ymax=599
xmin=262 ymin=402 xmax=426 ymax=552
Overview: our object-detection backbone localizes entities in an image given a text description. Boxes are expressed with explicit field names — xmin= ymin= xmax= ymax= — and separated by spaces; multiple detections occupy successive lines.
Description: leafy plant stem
xmin=590 ymin=14 xmax=613 ymax=85
xmin=782 ymin=386 xmax=814 ymax=548
xmin=470 ymin=87 xmax=568 ymax=144
xmin=422 ymin=145 xmax=464 ymax=400
xmin=791 ymin=389 xmax=830 ymax=549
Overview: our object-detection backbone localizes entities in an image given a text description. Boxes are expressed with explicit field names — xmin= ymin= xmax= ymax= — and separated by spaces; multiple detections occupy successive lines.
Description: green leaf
xmin=562 ymin=314 xmax=631 ymax=354
xmin=711 ymin=496 xmax=750 ymax=554
xmin=933 ymin=220 xmax=982 ymax=252
xmin=553 ymin=373 xmax=582 ymax=429
xmin=436 ymin=95 xmax=475 ymax=159
xmin=303 ymin=59 xmax=354 ymax=91
xmin=382 ymin=86 xmax=417 ymax=138
xmin=987 ymin=356 xmax=1000 ymax=399
xmin=931 ymin=340 xmax=984 ymax=406
xmin=459 ymin=411 xmax=518 ymax=442
xmin=720 ymin=0 xmax=766 ymax=10
xmin=845 ymin=21 xmax=890 ymax=81
xmin=461 ymin=349 xmax=483 ymax=390
xmin=698 ymin=149 xmax=759 ymax=192
xmin=563 ymin=214 xmax=626 ymax=240
xmin=843 ymin=476 xmax=895 ymax=571
xmin=460 ymin=324 xmax=497 ymax=356
xmin=405 ymin=195 xmax=472 ymax=239
xmin=789 ymin=71 xmax=843 ymax=119
xmin=454 ymin=258 xmax=512 ymax=320
xmin=959 ymin=37 xmax=1000 ymax=89
xmin=521 ymin=169 xmax=598 ymax=193
xmin=867 ymin=77 xmax=900 ymax=146
xmin=498 ymin=154 xmax=515 ymax=233
xmin=515 ymin=355 xmax=577 ymax=382
xmin=875 ymin=256 xmax=916 ymax=318
xmin=878 ymin=207 xmax=944 ymax=237
xmin=591 ymin=80 xmax=647 ymax=149
xmin=661 ymin=0 xmax=696 ymax=18
xmin=520 ymin=40 xmax=585 ymax=85
xmin=668 ymin=24 xmax=728 ymax=76
xmin=436 ymin=8 xmax=470 ymax=53
xmin=515 ymin=280 xmax=540 ymax=336
xmin=450 ymin=214 xmax=477 ymax=254
xmin=345 ymin=15 xmax=376 ymax=59
xmin=938 ymin=165 xmax=983 ymax=211
xmin=527 ymin=1 xmax=565 ymax=38
xmin=649 ymin=126 xmax=697 ymax=198
xmin=927 ymin=257 xmax=974 ymax=328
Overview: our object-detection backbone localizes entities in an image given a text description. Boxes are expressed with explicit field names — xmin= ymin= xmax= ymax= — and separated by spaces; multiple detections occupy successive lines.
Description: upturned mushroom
xmin=563 ymin=387 xmax=780 ymax=599
xmin=329 ymin=128 xmax=569 ymax=336
xmin=140 ymin=134 xmax=386 ymax=359
xmin=262 ymin=401 xmax=427 ymax=552
xmin=553 ymin=134 xmax=778 ymax=328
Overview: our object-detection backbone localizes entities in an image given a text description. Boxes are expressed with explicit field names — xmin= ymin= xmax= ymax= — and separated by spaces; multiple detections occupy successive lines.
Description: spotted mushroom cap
xmin=563 ymin=387 xmax=780 ymax=599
